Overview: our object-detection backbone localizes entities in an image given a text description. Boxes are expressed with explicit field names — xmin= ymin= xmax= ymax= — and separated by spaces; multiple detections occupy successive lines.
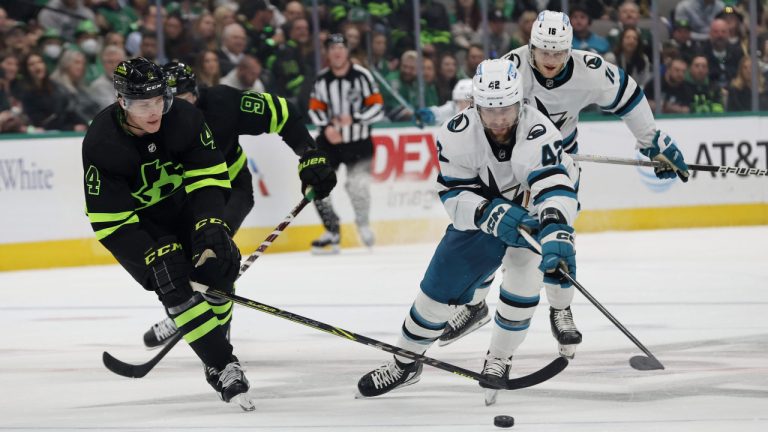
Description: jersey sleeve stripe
xmin=614 ymin=87 xmax=644 ymax=117
xmin=275 ymin=96 xmax=290 ymax=133
xmin=87 ymin=210 xmax=135 ymax=223
xmin=437 ymin=173 xmax=481 ymax=187
xmin=227 ymin=150 xmax=247 ymax=181
xmin=308 ymin=98 xmax=327 ymax=111
xmin=261 ymin=93 xmax=280 ymax=133
xmin=562 ymin=129 xmax=577 ymax=148
xmin=602 ymin=67 xmax=628 ymax=111
xmin=185 ymin=178 xmax=231 ymax=194
xmin=184 ymin=162 xmax=228 ymax=179
xmin=527 ymin=166 xmax=568 ymax=187
xmin=532 ymin=185 xmax=577 ymax=206
xmin=364 ymin=93 xmax=384 ymax=106
xmin=93 ymin=214 xmax=140 ymax=240
xmin=438 ymin=187 xmax=478 ymax=203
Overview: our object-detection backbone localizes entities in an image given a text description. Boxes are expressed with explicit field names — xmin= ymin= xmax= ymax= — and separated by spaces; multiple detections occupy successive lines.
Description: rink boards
xmin=0 ymin=114 xmax=766 ymax=271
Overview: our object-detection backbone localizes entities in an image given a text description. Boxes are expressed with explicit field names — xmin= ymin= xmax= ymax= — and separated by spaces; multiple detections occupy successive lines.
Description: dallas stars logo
xmin=131 ymin=160 xmax=184 ymax=207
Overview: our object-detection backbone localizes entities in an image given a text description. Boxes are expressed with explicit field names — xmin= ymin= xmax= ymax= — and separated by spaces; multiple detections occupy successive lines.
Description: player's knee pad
xmin=496 ymin=285 xmax=539 ymax=323
xmin=402 ymin=290 xmax=453 ymax=343
xmin=501 ymin=247 xmax=542 ymax=298
xmin=545 ymin=282 xmax=574 ymax=310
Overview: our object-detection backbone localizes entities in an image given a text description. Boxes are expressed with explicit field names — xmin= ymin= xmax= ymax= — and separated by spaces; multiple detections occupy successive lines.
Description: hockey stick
xmin=571 ymin=153 xmax=768 ymax=177
xmin=190 ymin=282 xmax=569 ymax=390
xmin=102 ymin=192 xmax=314 ymax=378
xmin=518 ymin=229 xmax=664 ymax=371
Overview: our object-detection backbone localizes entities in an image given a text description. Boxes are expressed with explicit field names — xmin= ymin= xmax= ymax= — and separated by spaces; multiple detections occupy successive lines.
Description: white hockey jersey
xmin=501 ymin=47 xmax=656 ymax=153
xmin=436 ymin=104 xmax=578 ymax=231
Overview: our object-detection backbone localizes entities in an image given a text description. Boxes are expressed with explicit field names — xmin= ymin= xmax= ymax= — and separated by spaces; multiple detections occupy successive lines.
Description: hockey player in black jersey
xmin=82 ymin=57 xmax=254 ymax=410
xmin=140 ymin=62 xmax=336 ymax=349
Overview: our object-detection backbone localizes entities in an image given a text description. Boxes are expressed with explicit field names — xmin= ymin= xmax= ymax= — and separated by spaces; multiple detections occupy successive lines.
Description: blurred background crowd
xmin=1 ymin=0 xmax=767 ymax=133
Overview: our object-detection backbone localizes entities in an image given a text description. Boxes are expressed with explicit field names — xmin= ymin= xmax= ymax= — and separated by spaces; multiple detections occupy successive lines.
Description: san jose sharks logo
xmin=535 ymin=97 xmax=568 ymax=130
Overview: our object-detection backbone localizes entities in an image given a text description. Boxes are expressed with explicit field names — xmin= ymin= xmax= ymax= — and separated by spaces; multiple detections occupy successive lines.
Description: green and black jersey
xmin=82 ymin=99 xmax=230 ymax=285
xmin=195 ymin=85 xmax=316 ymax=182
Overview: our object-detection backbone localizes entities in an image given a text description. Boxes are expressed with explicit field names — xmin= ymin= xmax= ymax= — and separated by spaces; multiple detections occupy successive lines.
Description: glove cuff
xmin=194 ymin=217 xmax=231 ymax=234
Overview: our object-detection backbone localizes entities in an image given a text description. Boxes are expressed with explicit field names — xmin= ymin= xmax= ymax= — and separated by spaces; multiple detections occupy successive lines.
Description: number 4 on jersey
xmin=541 ymin=140 xmax=564 ymax=166
xmin=86 ymin=165 xmax=101 ymax=196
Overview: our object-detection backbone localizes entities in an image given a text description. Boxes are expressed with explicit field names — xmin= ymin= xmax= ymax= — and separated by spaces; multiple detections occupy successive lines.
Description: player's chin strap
xmin=102 ymin=190 xmax=314 ymax=378
xmin=518 ymin=228 xmax=665 ymax=371
xmin=189 ymin=281 xmax=568 ymax=390
xmin=571 ymin=154 xmax=768 ymax=178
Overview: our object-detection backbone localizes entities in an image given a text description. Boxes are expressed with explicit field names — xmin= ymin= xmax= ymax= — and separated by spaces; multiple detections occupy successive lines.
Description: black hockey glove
xmin=143 ymin=237 xmax=191 ymax=295
xmin=298 ymin=149 xmax=337 ymax=200
xmin=190 ymin=217 xmax=241 ymax=291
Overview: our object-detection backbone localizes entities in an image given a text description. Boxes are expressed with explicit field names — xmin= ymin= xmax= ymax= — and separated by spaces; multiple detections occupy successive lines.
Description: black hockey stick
xmin=102 ymin=193 xmax=313 ymax=378
xmin=519 ymin=229 xmax=665 ymax=371
xmin=571 ymin=154 xmax=768 ymax=177
xmin=190 ymin=283 xmax=568 ymax=390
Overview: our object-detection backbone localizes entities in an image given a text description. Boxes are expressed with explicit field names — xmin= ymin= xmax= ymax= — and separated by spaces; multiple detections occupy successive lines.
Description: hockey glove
xmin=143 ymin=237 xmax=191 ymax=295
xmin=298 ymin=149 xmax=337 ymax=200
xmin=414 ymin=108 xmax=436 ymax=127
xmin=538 ymin=223 xmax=576 ymax=288
xmin=640 ymin=130 xmax=690 ymax=182
xmin=475 ymin=198 xmax=538 ymax=248
xmin=190 ymin=217 xmax=241 ymax=291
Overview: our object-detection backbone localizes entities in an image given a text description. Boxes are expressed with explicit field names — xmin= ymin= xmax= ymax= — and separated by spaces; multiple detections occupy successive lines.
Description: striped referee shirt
xmin=308 ymin=63 xmax=384 ymax=143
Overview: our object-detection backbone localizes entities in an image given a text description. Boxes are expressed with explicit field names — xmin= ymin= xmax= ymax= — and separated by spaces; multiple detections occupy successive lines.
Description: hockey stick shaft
xmin=518 ymin=229 xmax=664 ymax=368
xmin=191 ymin=284 xmax=568 ymax=390
xmin=103 ymin=193 xmax=312 ymax=378
xmin=571 ymin=154 xmax=768 ymax=177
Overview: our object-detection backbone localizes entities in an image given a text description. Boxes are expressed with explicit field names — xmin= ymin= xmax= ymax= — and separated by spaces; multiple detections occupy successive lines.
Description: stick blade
xmin=102 ymin=350 xmax=150 ymax=378
xmin=504 ymin=357 xmax=569 ymax=390
xmin=629 ymin=355 xmax=665 ymax=371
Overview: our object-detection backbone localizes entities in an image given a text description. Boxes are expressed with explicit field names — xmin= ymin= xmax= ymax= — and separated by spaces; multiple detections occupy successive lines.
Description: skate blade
xmin=231 ymin=393 xmax=256 ymax=412
xmin=311 ymin=245 xmax=340 ymax=255
xmin=558 ymin=344 xmax=577 ymax=360
xmin=437 ymin=315 xmax=492 ymax=347
xmin=484 ymin=389 xmax=498 ymax=406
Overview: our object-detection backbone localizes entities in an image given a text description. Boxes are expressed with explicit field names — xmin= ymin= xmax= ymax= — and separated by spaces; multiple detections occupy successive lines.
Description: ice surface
xmin=1 ymin=227 xmax=767 ymax=431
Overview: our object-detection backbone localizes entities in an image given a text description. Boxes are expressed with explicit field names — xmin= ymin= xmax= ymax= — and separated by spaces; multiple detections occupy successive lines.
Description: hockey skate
xmin=550 ymin=306 xmax=582 ymax=359
xmin=356 ymin=358 xmax=423 ymax=398
xmin=143 ymin=317 xmax=178 ymax=348
xmin=356 ymin=224 xmax=375 ymax=248
xmin=480 ymin=352 xmax=513 ymax=406
xmin=438 ymin=301 xmax=491 ymax=346
xmin=206 ymin=356 xmax=254 ymax=411
xmin=311 ymin=231 xmax=340 ymax=255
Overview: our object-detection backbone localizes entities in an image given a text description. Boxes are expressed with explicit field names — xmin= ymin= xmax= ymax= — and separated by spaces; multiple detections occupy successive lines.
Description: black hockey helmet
xmin=325 ymin=33 xmax=347 ymax=49
xmin=113 ymin=57 xmax=169 ymax=99
xmin=163 ymin=60 xmax=198 ymax=98
xmin=113 ymin=57 xmax=173 ymax=113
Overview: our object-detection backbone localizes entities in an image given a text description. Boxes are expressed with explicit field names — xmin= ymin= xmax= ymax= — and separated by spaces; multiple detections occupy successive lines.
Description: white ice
xmin=1 ymin=226 xmax=767 ymax=431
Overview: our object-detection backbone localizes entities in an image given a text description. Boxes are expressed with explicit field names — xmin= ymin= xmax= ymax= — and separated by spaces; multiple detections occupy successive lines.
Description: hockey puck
xmin=494 ymin=415 xmax=514 ymax=428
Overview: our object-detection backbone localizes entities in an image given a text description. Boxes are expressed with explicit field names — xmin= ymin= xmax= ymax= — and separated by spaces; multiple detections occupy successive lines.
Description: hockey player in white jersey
xmin=441 ymin=10 xmax=691 ymax=352
xmin=356 ymin=59 xmax=579 ymax=398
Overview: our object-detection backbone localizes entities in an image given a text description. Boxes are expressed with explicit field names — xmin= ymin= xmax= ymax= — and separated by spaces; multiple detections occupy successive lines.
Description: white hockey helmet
xmin=452 ymin=78 xmax=473 ymax=102
xmin=472 ymin=59 xmax=522 ymax=138
xmin=529 ymin=10 xmax=573 ymax=53
xmin=472 ymin=59 xmax=522 ymax=108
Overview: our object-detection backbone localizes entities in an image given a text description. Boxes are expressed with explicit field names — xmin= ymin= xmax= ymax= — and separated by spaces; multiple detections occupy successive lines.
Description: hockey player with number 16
xmin=356 ymin=59 xmax=578 ymax=398
xmin=442 ymin=11 xmax=691 ymax=355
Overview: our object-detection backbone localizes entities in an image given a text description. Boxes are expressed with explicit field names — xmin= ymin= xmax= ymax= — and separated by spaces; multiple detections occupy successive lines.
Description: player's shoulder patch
xmin=527 ymin=123 xmax=547 ymax=140
xmin=581 ymin=53 xmax=603 ymax=70
xmin=447 ymin=113 xmax=470 ymax=133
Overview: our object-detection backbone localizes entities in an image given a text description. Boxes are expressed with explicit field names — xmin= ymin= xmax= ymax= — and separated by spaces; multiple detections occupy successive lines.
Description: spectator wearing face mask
xmin=74 ymin=20 xmax=103 ymax=85
xmin=38 ymin=29 xmax=64 ymax=73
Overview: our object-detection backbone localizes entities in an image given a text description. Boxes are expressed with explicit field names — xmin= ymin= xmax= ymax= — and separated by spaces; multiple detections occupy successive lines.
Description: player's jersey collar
xmin=531 ymin=57 xmax=575 ymax=90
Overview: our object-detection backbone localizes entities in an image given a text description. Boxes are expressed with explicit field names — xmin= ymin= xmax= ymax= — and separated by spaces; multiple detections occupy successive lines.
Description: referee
xmin=307 ymin=33 xmax=384 ymax=254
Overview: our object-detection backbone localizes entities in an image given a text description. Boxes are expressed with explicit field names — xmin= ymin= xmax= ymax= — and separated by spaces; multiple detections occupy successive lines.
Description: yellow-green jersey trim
xmin=184 ymin=162 xmax=228 ymax=179
xmin=87 ymin=210 xmax=135 ymax=224
xmin=228 ymin=150 xmax=247 ymax=181
xmin=185 ymin=178 xmax=231 ymax=194
xmin=182 ymin=316 xmax=220 ymax=343
xmin=93 ymin=214 xmax=140 ymax=240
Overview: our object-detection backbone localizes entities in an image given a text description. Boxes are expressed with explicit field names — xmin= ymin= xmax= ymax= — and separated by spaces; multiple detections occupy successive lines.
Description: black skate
xmin=311 ymin=231 xmax=340 ymax=255
xmin=209 ymin=356 xmax=254 ymax=411
xmin=356 ymin=358 xmax=423 ymax=398
xmin=480 ymin=352 xmax=513 ymax=406
xmin=550 ymin=306 xmax=582 ymax=359
xmin=143 ymin=317 xmax=178 ymax=349
xmin=438 ymin=301 xmax=491 ymax=346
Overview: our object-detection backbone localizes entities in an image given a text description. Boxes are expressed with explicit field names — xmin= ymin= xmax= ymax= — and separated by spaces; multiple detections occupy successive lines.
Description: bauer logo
xmin=0 ymin=158 xmax=54 ymax=191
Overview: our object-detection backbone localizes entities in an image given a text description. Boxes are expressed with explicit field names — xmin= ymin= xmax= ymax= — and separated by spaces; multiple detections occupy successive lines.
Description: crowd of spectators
xmin=1 ymin=0 xmax=768 ymax=133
